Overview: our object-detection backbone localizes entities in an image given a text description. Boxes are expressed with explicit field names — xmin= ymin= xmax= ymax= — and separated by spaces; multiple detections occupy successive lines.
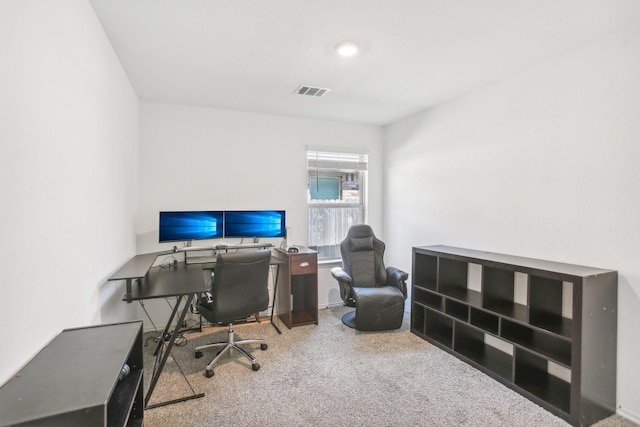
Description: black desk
xmin=109 ymin=250 xmax=173 ymax=301
xmin=123 ymin=262 xmax=208 ymax=408
xmin=127 ymin=263 xmax=207 ymax=300
xmin=108 ymin=250 xmax=284 ymax=409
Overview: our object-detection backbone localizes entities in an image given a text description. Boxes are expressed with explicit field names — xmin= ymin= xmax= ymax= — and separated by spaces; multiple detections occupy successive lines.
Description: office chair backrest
xmin=210 ymin=250 xmax=271 ymax=322
xmin=339 ymin=224 xmax=387 ymax=288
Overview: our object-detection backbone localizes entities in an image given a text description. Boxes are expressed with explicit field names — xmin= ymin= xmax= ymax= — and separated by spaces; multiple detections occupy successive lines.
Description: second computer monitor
xmin=224 ymin=210 xmax=286 ymax=238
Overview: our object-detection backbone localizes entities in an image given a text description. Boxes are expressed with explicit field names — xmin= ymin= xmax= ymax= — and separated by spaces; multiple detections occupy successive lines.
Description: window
xmin=307 ymin=149 xmax=368 ymax=261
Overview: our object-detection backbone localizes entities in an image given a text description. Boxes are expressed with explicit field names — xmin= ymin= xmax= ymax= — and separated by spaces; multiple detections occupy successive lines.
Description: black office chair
xmin=331 ymin=225 xmax=408 ymax=331
xmin=194 ymin=250 xmax=271 ymax=378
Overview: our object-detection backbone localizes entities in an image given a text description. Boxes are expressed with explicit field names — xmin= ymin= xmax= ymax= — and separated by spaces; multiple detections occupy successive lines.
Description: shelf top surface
xmin=414 ymin=245 xmax=616 ymax=278
xmin=0 ymin=321 xmax=142 ymax=425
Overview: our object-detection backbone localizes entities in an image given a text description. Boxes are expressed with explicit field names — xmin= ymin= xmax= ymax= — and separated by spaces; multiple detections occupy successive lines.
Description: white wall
xmin=384 ymin=21 xmax=640 ymax=422
xmin=6 ymin=1 xmax=635 ymax=418
xmin=119 ymin=102 xmax=383 ymax=326
xmin=0 ymin=0 xmax=139 ymax=384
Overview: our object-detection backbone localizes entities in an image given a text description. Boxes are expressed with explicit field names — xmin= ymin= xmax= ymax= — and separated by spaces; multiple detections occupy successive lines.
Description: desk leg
xmin=269 ymin=264 xmax=282 ymax=334
xmin=125 ymin=278 xmax=133 ymax=303
xmin=145 ymin=295 xmax=205 ymax=408
xmin=151 ymin=295 xmax=182 ymax=357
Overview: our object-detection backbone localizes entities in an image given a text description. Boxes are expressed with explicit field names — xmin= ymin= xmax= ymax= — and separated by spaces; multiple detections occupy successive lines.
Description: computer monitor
xmin=158 ymin=211 xmax=224 ymax=242
xmin=224 ymin=210 xmax=286 ymax=238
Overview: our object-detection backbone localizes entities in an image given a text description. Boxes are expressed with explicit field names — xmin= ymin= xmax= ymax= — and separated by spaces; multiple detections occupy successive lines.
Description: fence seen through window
xmin=307 ymin=150 xmax=368 ymax=261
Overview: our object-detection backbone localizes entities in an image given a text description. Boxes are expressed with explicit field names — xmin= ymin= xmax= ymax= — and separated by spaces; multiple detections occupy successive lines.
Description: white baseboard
xmin=617 ymin=408 xmax=640 ymax=425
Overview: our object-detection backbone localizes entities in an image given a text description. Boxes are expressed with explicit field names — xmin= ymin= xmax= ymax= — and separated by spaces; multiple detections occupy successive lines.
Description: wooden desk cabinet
xmin=275 ymin=247 xmax=318 ymax=328
xmin=0 ymin=321 xmax=144 ymax=427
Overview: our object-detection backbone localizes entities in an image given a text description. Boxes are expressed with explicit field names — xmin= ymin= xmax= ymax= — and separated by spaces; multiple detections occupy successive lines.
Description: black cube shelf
xmin=411 ymin=245 xmax=617 ymax=426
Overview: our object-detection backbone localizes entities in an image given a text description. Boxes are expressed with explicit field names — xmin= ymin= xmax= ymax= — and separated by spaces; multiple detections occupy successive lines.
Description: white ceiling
xmin=88 ymin=0 xmax=640 ymax=126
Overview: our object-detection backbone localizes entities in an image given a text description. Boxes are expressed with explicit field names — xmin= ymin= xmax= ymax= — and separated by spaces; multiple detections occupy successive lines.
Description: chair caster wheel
xmin=252 ymin=363 xmax=260 ymax=372
xmin=260 ymin=343 xmax=268 ymax=351
xmin=195 ymin=351 xmax=202 ymax=358
xmin=205 ymin=369 xmax=214 ymax=378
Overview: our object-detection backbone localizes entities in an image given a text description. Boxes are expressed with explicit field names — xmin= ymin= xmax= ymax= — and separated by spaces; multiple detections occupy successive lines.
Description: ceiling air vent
xmin=295 ymin=84 xmax=330 ymax=97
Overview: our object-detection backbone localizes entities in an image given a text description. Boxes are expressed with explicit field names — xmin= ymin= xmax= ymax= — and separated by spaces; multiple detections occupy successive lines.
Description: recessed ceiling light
xmin=335 ymin=41 xmax=360 ymax=57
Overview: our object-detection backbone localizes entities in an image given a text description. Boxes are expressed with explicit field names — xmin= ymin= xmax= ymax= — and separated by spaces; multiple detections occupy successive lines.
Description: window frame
xmin=307 ymin=149 xmax=369 ymax=262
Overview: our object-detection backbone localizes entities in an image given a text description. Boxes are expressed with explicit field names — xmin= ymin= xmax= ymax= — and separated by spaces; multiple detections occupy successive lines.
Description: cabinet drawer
xmin=290 ymin=254 xmax=317 ymax=275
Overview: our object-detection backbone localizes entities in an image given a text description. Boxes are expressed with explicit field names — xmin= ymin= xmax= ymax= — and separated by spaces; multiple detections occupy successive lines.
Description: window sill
xmin=318 ymin=258 xmax=342 ymax=267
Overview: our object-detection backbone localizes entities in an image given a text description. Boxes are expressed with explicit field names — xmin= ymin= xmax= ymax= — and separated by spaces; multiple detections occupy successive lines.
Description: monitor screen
xmin=159 ymin=211 xmax=224 ymax=242
xmin=224 ymin=210 xmax=286 ymax=238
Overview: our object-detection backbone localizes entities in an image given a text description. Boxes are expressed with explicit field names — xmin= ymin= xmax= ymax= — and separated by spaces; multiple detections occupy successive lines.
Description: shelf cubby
xmin=482 ymin=266 xmax=514 ymax=310
xmin=424 ymin=308 xmax=453 ymax=348
xmin=454 ymin=322 xmax=512 ymax=381
xmin=411 ymin=302 xmax=426 ymax=335
xmin=438 ymin=257 xmax=468 ymax=294
xmin=412 ymin=252 xmax=438 ymax=290
xmin=413 ymin=286 xmax=443 ymax=311
xmin=515 ymin=348 xmax=571 ymax=415
xmin=445 ymin=299 xmax=469 ymax=322
xmin=439 ymin=287 xmax=482 ymax=306
xmin=501 ymin=319 xmax=571 ymax=367
xmin=529 ymin=275 xmax=572 ymax=337
xmin=411 ymin=245 xmax=617 ymax=426
xmin=470 ymin=307 xmax=499 ymax=335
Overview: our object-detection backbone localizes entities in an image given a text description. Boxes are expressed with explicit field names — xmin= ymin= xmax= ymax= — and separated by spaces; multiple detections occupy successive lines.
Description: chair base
xmin=341 ymin=310 xmax=356 ymax=328
xmin=195 ymin=323 xmax=267 ymax=377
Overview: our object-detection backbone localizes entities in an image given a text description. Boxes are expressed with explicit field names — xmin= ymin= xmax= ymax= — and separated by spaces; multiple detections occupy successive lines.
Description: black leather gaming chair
xmin=194 ymin=250 xmax=271 ymax=378
xmin=330 ymin=225 xmax=408 ymax=331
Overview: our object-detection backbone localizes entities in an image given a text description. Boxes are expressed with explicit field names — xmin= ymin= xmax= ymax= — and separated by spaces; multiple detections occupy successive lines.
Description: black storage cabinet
xmin=0 ymin=321 xmax=143 ymax=427
xmin=411 ymin=245 xmax=617 ymax=426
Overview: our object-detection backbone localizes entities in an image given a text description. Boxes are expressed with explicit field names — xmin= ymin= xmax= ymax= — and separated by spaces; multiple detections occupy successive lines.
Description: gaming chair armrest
xmin=330 ymin=266 xmax=356 ymax=306
xmin=330 ymin=266 xmax=352 ymax=284
xmin=386 ymin=266 xmax=409 ymax=299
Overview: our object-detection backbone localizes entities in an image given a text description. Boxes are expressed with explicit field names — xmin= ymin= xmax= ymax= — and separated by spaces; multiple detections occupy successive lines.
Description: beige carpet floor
xmin=140 ymin=305 xmax=636 ymax=427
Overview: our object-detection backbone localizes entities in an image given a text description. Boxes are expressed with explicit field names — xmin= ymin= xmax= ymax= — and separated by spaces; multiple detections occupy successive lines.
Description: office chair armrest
xmin=386 ymin=266 xmax=409 ymax=299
